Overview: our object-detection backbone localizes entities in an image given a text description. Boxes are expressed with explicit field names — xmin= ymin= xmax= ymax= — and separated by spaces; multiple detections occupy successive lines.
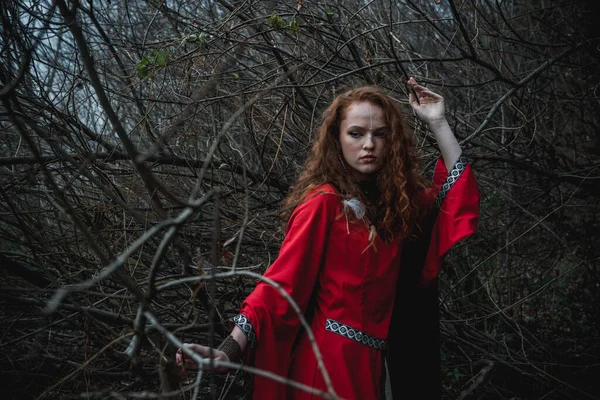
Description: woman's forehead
xmin=342 ymin=101 xmax=386 ymax=128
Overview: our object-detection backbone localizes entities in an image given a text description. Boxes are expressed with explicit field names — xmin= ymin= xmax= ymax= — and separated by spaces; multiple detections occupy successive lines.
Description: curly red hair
xmin=282 ymin=86 xmax=429 ymax=240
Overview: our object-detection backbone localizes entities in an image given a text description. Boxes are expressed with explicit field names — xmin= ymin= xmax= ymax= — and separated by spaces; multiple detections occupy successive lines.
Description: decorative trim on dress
xmin=325 ymin=318 xmax=387 ymax=350
xmin=233 ymin=314 xmax=257 ymax=348
xmin=435 ymin=154 xmax=468 ymax=210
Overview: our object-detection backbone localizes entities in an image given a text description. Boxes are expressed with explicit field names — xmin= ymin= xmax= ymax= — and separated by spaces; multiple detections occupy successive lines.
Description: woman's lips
xmin=360 ymin=156 xmax=377 ymax=162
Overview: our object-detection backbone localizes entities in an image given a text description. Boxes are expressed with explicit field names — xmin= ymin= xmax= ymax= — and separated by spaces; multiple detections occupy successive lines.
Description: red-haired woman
xmin=178 ymin=78 xmax=479 ymax=399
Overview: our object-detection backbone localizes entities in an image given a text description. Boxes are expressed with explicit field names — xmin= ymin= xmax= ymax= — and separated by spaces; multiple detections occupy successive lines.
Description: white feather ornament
xmin=342 ymin=197 xmax=365 ymax=220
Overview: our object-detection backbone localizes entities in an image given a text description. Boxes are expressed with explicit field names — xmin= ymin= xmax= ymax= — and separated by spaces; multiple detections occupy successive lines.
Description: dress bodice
xmin=314 ymin=190 xmax=403 ymax=339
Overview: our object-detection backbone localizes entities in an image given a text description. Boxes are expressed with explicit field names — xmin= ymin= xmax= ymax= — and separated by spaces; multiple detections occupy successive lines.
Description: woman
xmin=178 ymin=78 xmax=479 ymax=399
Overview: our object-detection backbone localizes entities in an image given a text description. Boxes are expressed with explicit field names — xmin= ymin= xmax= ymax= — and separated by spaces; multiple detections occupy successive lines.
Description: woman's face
xmin=339 ymin=101 xmax=387 ymax=181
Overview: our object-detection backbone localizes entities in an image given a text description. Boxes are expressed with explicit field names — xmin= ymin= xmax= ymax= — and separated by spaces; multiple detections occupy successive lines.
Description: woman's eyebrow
xmin=346 ymin=125 xmax=388 ymax=131
xmin=372 ymin=126 xmax=389 ymax=132
xmin=346 ymin=125 xmax=365 ymax=130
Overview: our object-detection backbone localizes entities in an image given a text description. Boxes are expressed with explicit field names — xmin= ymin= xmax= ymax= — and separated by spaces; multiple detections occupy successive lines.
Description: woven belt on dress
xmin=325 ymin=318 xmax=387 ymax=350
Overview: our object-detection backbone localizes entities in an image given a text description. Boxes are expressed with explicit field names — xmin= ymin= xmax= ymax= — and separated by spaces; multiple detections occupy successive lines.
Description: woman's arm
xmin=229 ymin=325 xmax=248 ymax=350
xmin=176 ymin=325 xmax=248 ymax=373
xmin=408 ymin=77 xmax=462 ymax=170
xmin=178 ymin=188 xmax=339 ymax=375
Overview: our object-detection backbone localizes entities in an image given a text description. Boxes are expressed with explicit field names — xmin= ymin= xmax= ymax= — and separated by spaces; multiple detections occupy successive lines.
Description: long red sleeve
xmin=238 ymin=186 xmax=340 ymax=398
xmin=419 ymin=156 xmax=480 ymax=286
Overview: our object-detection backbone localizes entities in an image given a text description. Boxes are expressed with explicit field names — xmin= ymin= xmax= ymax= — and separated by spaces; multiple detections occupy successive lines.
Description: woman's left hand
xmin=176 ymin=343 xmax=231 ymax=374
xmin=407 ymin=77 xmax=446 ymax=125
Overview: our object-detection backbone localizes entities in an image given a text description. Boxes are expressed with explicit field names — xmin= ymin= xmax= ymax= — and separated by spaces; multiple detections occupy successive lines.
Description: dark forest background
xmin=1 ymin=0 xmax=599 ymax=399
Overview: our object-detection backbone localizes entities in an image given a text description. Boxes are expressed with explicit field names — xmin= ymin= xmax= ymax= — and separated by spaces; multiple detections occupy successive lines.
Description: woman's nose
xmin=363 ymin=134 xmax=375 ymax=149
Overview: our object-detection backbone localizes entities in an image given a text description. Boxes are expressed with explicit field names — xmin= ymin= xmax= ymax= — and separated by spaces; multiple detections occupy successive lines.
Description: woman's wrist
xmin=230 ymin=325 xmax=248 ymax=351
xmin=425 ymin=117 xmax=462 ymax=170
xmin=217 ymin=335 xmax=242 ymax=363
xmin=426 ymin=117 xmax=450 ymax=133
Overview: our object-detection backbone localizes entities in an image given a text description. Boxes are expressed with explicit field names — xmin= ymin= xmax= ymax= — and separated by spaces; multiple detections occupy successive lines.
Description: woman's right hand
xmin=176 ymin=343 xmax=231 ymax=373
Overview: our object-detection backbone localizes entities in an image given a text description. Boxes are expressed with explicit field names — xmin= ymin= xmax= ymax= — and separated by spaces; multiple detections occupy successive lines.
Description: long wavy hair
xmin=282 ymin=86 xmax=429 ymax=241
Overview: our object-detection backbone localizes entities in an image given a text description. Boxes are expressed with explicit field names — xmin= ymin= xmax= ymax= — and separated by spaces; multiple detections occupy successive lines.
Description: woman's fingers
xmin=407 ymin=77 xmax=443 ymax=102
xmin=407 ymin=78 xmax=446 ymax=123
xmin=409 ymin=92 xmax=418 ymax=107
xmin=186 ymin=343 xmax=212 ymax=356
xmin=176 ymin=343 xmax=230 ymax=373
xmin=177 ymin=344 xmax=207 ymax=367
xmin=407 ymin=77 xmax=426 ymax=93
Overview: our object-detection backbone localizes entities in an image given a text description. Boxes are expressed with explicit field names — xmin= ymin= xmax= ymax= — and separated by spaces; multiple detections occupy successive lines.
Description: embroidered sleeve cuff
xmin=435 ymin=154 xmax=468 ymax=210
xmin=233 ymin=314 xmax=257 ymax=348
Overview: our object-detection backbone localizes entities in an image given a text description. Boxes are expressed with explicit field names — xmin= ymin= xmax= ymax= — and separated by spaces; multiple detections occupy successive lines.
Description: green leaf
xmin=184 ymin=32 xmax=206 ymax=46
xmin=289 ymin=18 xmax=299 ymax=35
xmin=325 ymin=6 xmax=334 ymax=21
xmin=267 ymin=13 xmax=285 ymax=30
xmin=136 ymin=50 xmax=170 ymax=79
xmin=152 ymin=49 xmax=169 ymax=66
xmin=136 ymin=56 xmax=151 ymax=79
xmin=452 ymin=368 xmax=465 ymax=382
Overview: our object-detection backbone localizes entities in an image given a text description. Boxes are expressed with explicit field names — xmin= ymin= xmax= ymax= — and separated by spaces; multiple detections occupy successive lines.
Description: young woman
xmin=177 ymin=78 xmax=480 ymax=399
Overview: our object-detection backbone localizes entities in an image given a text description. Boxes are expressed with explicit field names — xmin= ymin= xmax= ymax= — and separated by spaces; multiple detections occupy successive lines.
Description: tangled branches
xmin=0 ymin=0 xmax=598 ymax=398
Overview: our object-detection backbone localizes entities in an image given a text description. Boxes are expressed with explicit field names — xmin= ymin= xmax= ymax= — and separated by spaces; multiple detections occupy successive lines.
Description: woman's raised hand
xmin=407 ymin=77 xmax=446 ymax=125
xmin=176 ymin=343 xmax=231 ymax=373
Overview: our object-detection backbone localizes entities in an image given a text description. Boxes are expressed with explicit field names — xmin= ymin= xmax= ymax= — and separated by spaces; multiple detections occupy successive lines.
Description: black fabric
xmin=357 ymin=179 xmax=380 ymax=204
xmin=387 ymin=213 xmax=441 ymax=399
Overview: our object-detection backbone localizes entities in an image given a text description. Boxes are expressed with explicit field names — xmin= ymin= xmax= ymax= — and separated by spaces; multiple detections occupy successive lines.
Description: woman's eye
xmin=374 ymin=131 xmax=387 ymax=138
xmin=349 ymin=131 xmax=362 ymax=138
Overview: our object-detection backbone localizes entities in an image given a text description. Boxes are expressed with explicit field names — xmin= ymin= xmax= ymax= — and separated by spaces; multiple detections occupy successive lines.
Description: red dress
xmin=235 ymin=156 xmax=479 ymax=399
